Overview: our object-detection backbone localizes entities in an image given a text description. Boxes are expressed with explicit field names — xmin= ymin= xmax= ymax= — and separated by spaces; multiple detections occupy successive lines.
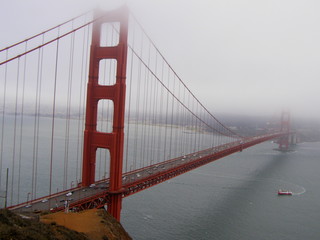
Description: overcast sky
xmin=1 ymin=0 xmax=320 ymax=121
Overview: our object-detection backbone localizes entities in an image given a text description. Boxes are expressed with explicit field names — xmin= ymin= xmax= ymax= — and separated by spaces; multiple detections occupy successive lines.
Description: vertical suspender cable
xmin=32 ymin=43 xmax=43 ymax=200
xmin=150 ymin=51 xmax=158 ymax=164
xmin=81 ymin=23 xmax=91 ymax=180
xmin=17 ymin=42 xmax=28 ymax=203
xmin=188 ymin=92 xmax=191 ymax=152
xmin=177 ymin=77 xmax=182 ymax=155
xmin=11 ymin=57 xmax=21 ymax=205
xmin=182 ymin=86 xmax=186 ymax=154
xmin=139 ymin=40 xmax=149 ymax=168
xmin=76 ymin=20 xmax=88 ymax=184
xmin=168 ymin=74 xmax=175 ymax=158
xmin=194 ymin=101 xmax=198 ymax=152
xmin=142 ymin=42 xmax=151 ymax=166
xmin=125 ymin=23 xmax=135 ymax=173
xmin=163 ymin=67 xmax=170 ymax=161
xmin=140 ymin=60 xmax=146 ymax=168
xmin=192 ymin=97 xmax=196 ymax=152
xmin=133 ymin=31 xmax=143 ymax=170
xmin=145 ymin=44 xmax=153 ymax=166
xmin=64 ymin=27 xmax=75 ymax=189
xmin=77 ymin=22 xmax=91 ymax=184
xmin=0 ymin=50 xmax=8 ymax=188
xmin=49 ymin=29 xmax=60 ymax=195
xmin=197 ymin=102 xmax=201 ymax=151
xmin=34 ymin=35 xmax=44 ymax=200
xmin=157 ymin=59 xmax=164 ymax=164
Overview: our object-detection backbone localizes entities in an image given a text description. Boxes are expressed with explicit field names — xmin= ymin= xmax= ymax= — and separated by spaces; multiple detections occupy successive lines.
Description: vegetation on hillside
xmin=0 ymin=209 xmax=88 ymax=240
xmin=0 ymin=209 xmax=132 ymax=240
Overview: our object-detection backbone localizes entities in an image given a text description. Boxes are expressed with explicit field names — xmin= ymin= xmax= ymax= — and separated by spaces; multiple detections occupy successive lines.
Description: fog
xmin=1 ymin=0 xmax=320 ymax=121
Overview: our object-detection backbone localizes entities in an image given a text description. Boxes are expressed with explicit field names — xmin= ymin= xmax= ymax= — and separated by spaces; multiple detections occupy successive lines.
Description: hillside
xmin=0 ymin=209 xmax=131 ymax=240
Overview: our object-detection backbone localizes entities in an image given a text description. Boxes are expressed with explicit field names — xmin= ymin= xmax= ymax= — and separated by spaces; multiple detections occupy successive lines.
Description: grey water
xmin=1 ymin=114 xmax=320 ymax=239
xmin=121 ymin=141 xmax=320 ymax=240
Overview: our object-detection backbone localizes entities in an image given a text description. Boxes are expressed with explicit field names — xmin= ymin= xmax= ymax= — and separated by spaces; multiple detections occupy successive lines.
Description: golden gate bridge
xmin=0 ymin=6 xmax=292 ymax=221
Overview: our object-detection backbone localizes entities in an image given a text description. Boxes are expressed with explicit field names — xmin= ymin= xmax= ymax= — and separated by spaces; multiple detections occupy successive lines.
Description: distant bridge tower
xmin=82 ymin=7 xmax=129 ymax=221
xmin=278 ymin=111 xmax=291 ymax=151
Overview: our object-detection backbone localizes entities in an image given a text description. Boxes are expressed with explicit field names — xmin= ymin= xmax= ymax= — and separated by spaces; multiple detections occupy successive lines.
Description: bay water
xmin=1 ymin=114 xmax=319 ymax=239
xmin=121 ymin=141 xmax=320 ymax=240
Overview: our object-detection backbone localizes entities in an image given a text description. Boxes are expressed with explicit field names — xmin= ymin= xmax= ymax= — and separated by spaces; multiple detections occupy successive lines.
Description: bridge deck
xmin=9 ymin=132 xmax=285 ymax=213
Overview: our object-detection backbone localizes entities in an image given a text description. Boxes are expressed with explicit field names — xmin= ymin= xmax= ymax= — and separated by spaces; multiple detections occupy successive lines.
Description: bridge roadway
xmin=9 ymin=132 xmax=286 ymax=214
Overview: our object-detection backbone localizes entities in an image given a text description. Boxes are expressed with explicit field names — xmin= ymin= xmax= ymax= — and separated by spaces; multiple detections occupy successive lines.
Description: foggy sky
xmin=1 ymin=0 xmax=320 ymax=121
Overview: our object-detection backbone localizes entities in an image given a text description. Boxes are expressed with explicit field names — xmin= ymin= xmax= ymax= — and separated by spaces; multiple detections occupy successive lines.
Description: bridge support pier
xmin=82 ymin=7 xmax=129 ymax=221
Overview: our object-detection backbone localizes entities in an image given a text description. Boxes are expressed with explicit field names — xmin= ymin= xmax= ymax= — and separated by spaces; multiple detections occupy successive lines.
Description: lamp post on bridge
xmin=26 ymin=192 xmax=31 ymax=207
xmin=0 ymin=168 xmax=9 ymax=208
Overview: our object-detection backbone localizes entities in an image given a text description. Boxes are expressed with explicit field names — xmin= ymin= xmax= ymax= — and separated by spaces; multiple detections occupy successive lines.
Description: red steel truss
xmin=69 ymin=133 xmax=286 ymax=214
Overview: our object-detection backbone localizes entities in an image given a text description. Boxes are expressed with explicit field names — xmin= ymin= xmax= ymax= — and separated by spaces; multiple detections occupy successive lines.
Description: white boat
xmin=278 ymin=189 xmax=293 ymax=195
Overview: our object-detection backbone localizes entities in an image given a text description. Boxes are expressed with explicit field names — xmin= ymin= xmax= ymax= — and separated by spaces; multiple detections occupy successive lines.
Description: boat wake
xmin=292 ymin=186 xmax=306 ymax=196
xmin=143 ymin=214 xmax=154 ymax=220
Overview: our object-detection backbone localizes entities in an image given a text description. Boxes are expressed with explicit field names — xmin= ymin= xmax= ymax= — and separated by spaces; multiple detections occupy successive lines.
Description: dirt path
xmin=41 ymin=209 xmax=131 ymax=240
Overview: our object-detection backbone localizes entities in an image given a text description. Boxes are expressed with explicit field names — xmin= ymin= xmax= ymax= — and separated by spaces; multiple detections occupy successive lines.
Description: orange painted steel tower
xmin=82 ymin=7 xmax=129 ymax=221
xmin=278 ymin=111 xmax=290 ymax=150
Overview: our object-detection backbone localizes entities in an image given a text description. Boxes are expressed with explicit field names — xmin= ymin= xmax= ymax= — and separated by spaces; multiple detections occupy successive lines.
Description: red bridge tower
xmin=278 ymin=111 xmax=291 ymax=151
xmin=82 ymin=7 xmax=129 ymax=221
